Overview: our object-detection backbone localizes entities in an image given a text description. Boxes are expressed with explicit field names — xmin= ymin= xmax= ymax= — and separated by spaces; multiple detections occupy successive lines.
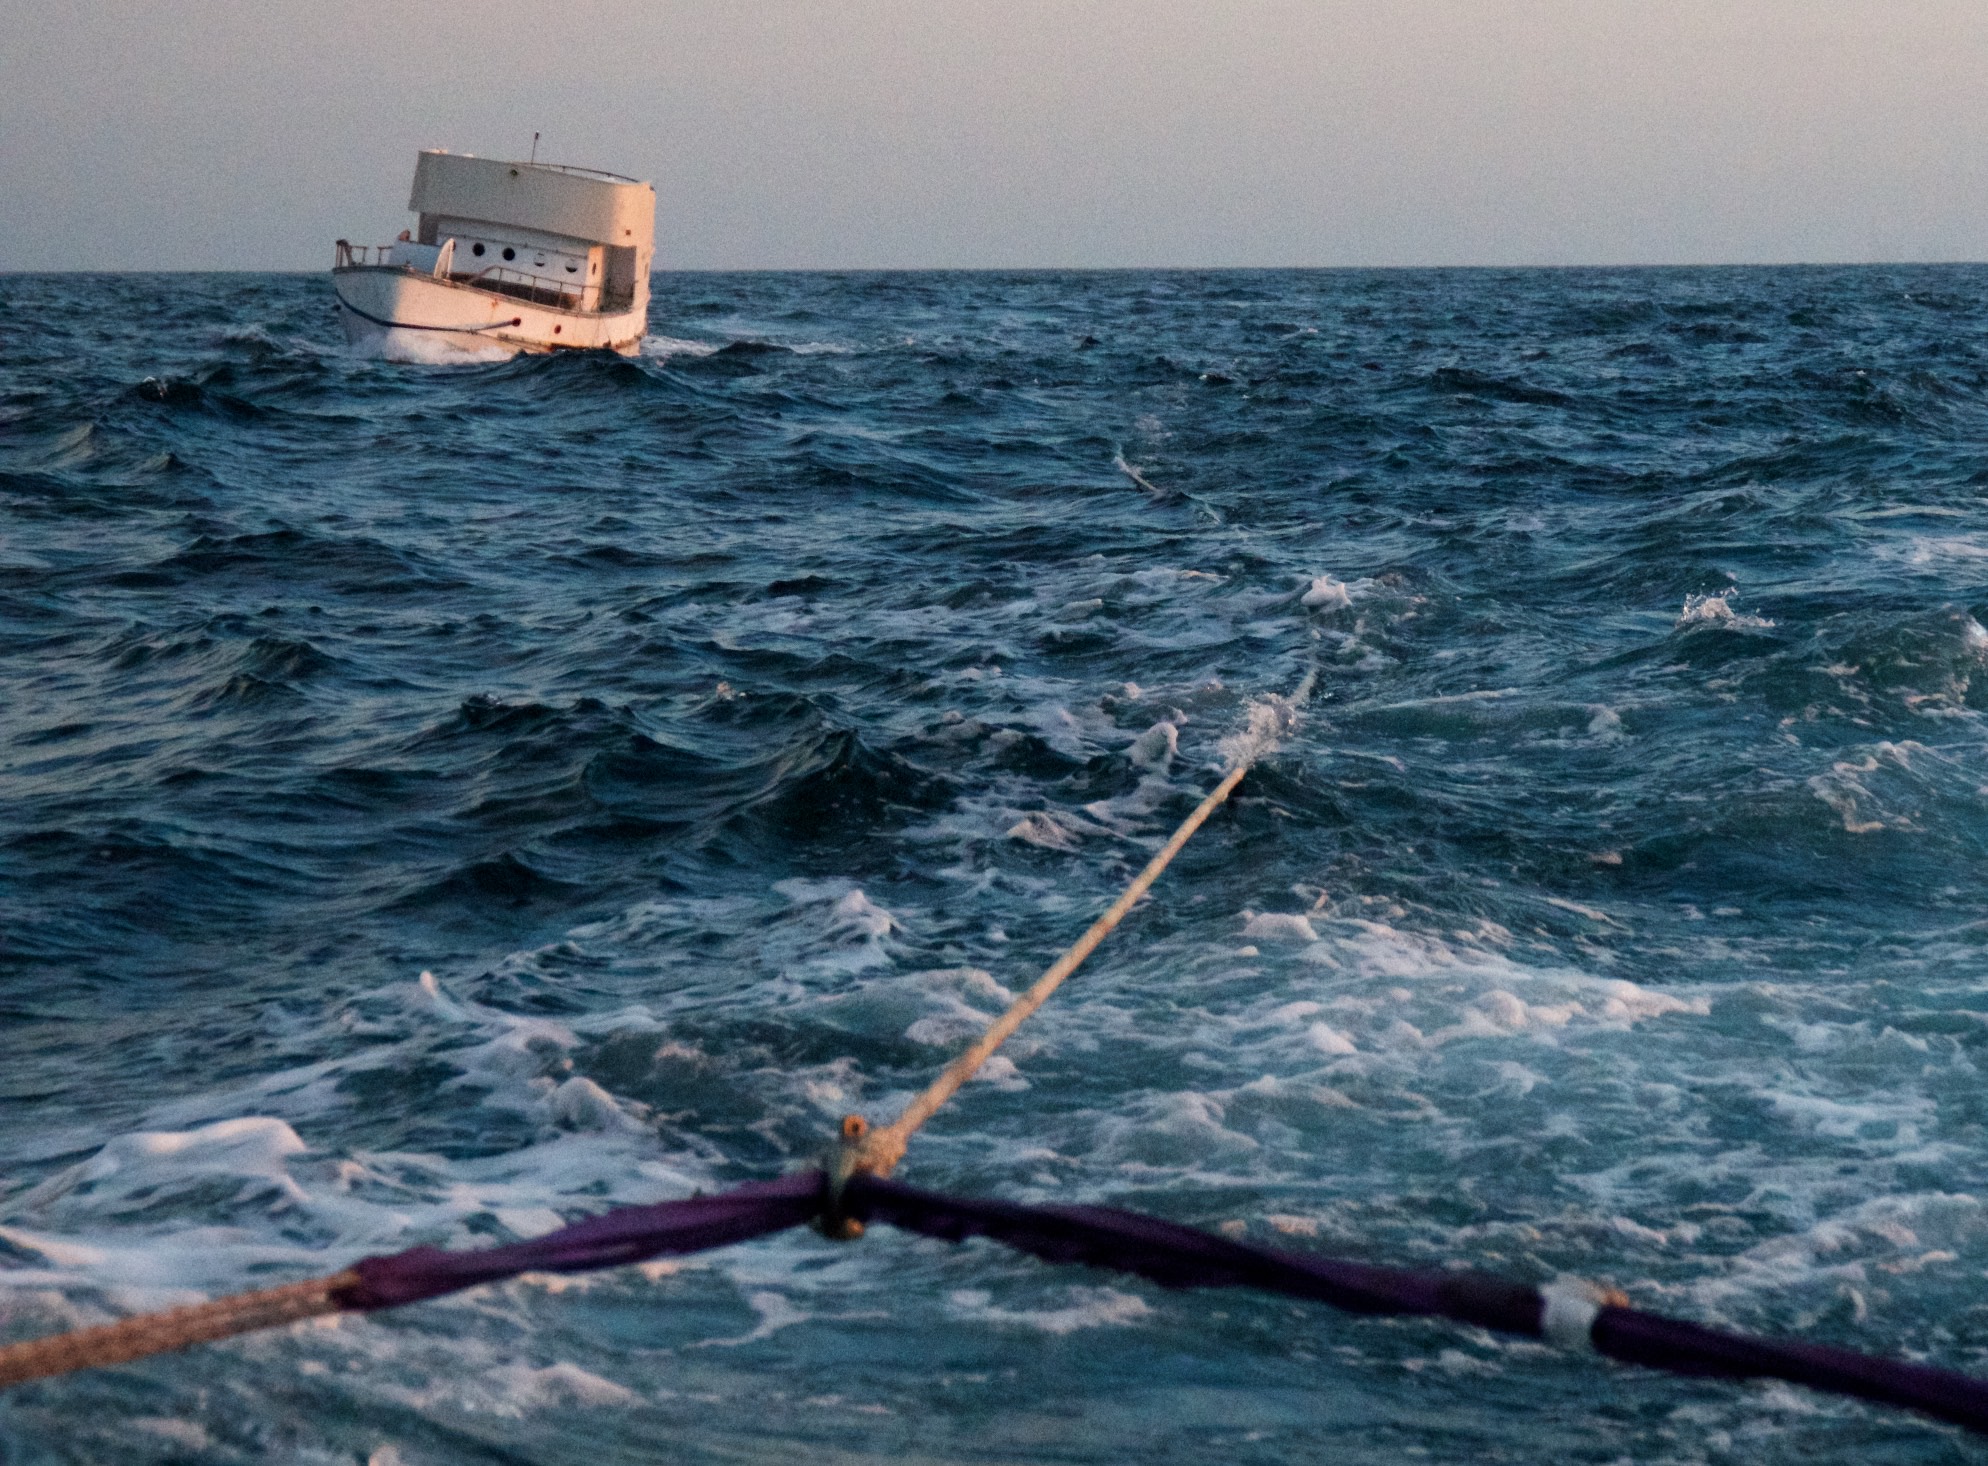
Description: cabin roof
xmin=408 ymin=151 xmax=655 ymax=249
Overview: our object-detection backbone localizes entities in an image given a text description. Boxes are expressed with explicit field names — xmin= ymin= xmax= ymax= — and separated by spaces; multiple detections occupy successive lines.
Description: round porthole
xmin=471 ymin=242 xmax=485 ymax=257
xmin=502 ymin=246 xmax=516 ymax=261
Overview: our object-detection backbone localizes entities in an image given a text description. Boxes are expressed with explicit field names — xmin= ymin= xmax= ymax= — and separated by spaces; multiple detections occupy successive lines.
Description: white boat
xmin=333 ymin=150 xmax=655 ymax=360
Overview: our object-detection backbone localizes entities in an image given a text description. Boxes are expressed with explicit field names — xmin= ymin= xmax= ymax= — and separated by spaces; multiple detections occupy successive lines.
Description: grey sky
xmin=6 ymin=1 xmax=1986 ymax=271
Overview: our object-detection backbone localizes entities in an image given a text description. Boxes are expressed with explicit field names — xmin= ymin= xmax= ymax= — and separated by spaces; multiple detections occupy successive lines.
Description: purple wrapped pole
xmin=289 ymin=1165 xmax=1988 ymax=1436
xmin=844 ymin=1173 xmax=1988 ymax=1435
xmin=1592 ymin=1308 xmax=1988 ymax=1436
xmin=843 ymin=1173 xmax=1542 ymax=1332
xmin=337 ymin=1172 xmax=825 ymax=1310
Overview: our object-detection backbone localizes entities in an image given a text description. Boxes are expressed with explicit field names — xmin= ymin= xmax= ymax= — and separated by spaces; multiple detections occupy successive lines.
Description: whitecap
xmin=1242 ymin=911 xmax=1320 ymax=944
xmin=352 ymin=330 xmax=512 ymax=366
xmin=698 ymin=1289 xmax=813 ymax=1348
xmin=546 ymin=1076 xmax=647 ymax=1133
xmin=1217 ymin=691 xmax=1305 ymax=770
xmin=1127 ymin=720 xmax=1178 ymax=771
xmin=1006 ymin=810 xmax=1087 ymax=850
xmin=1676 ymin=590 xmax=1774 ymax=630
xmin=1306 ymin=1021 xmax=1358 ymax=1056
xmin=639 ymin=335 xmax=720 ymax=360
xmin=946 ymin=1285 xmax=1152 ymax=1335
xmin=1302 ymin=575 xmax=1352 ymax=610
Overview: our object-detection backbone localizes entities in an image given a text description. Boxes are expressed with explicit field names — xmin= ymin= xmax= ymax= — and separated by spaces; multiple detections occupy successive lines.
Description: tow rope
xmin=835 ymin=678 xmax=1307 ymax=1188
xmin=3 ymin=660 xmax=1982 ymax=1438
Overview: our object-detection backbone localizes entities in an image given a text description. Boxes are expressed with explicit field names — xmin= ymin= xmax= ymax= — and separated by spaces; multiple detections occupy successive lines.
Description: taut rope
xmin=0 ymin=1271 xmax=359 ymax=1390
xmin=0 ymin=673 xmax=1313 ymax=1383
xmin=823 ymin=670 xmax=1315 ymax=1223
xmin=848 ymin=763 xmax=1253 ymax=1182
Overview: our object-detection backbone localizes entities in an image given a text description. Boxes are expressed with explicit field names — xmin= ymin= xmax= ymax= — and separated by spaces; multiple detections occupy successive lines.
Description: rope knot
xmin=816 ymin=1114 xmax=873 ymax=1241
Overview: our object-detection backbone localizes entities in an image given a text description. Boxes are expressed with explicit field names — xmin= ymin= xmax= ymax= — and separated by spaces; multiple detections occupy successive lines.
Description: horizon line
xmin=6 ymin=259 xmax=1987 ymax=278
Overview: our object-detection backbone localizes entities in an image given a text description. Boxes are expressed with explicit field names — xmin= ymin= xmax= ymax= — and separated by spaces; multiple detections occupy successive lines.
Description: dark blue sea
xmin=6 ymin=266 xmax=1988 ymax=1464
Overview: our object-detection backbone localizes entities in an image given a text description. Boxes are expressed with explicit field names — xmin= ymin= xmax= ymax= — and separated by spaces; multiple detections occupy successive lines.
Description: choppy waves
xmin=6 ymin=266 xmax=1988 ymax=1461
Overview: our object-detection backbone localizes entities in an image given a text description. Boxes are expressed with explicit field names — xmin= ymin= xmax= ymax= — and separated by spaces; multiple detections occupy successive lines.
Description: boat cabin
xmin=406 ymin=151 xmax=654 ymax=313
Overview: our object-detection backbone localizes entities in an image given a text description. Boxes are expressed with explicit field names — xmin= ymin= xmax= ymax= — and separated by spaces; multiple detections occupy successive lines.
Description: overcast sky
xmin=6 ymin=1 xmax=1987 ymax=272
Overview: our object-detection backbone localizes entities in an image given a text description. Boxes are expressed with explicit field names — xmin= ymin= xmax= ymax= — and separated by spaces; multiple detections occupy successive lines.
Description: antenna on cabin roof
xmin=530 ymin=132 xmax=540 ymax=165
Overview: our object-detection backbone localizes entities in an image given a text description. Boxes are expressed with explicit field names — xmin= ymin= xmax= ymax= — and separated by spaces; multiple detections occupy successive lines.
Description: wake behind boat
xmin=333 ymin=149 xmax=654 ymax=360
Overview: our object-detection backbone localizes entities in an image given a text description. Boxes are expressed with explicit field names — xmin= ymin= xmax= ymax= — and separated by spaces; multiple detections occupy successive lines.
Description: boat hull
xmin=332 ymin=266 xmax=644 ymax=361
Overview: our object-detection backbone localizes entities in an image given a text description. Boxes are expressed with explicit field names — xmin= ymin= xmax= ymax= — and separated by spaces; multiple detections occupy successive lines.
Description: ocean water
xmin=5 ymin=266 xmax=1988 ymax=1463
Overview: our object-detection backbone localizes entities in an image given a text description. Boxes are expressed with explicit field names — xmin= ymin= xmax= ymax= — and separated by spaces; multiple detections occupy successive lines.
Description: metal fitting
xmin=815 ymin=1114 xmax=870 ymax=1241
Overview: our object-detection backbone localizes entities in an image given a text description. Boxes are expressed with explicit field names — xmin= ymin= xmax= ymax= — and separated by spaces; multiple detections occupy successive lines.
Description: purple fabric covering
xmin=847 ymin=1174 xmax=1988 ymax=1435
xmin=1592 ymin=1308 xmax=1988 ymax=1435
xmin=840 ymin=1172 xmax=1544 ymax=1335
xmin=337 ymin=1172 xmax=824 ymax=1310
xmin=321 ymin=1165 xmax=1988 ymax=1434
